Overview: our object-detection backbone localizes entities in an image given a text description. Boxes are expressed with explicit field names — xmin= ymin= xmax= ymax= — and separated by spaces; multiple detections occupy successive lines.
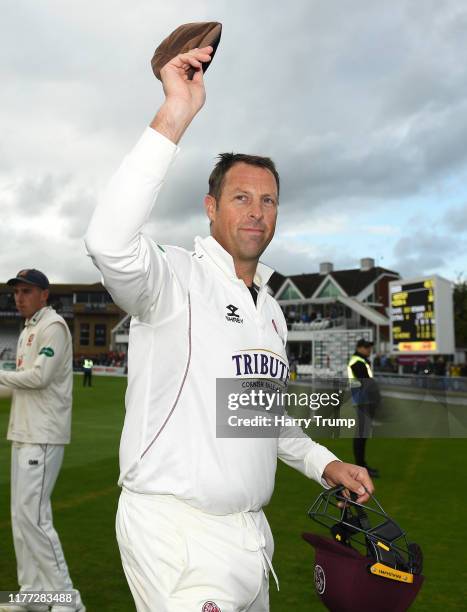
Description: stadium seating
xmin=296 ymin=364 xmax=337 ymax=378
xmin=291 ymin=319 xmax=331 ymax=331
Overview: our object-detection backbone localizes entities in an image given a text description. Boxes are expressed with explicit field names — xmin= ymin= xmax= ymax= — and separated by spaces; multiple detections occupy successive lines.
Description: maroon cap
xmin=303 ymin=533 xmax=424 ymax=612
xmin=151 ymin=21 xmax=222 ymax=81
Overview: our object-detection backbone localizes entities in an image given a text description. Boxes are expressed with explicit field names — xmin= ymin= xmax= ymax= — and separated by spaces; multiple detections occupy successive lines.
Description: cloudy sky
xmin=2 ymin=0 xmax=467 ymax=284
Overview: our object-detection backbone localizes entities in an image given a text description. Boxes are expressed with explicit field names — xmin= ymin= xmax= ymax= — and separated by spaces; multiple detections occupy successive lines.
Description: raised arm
xmin=84 ymin=47 xmax=213 ymax=318
xmin=150 ymin=46 xmax=212 ymax=144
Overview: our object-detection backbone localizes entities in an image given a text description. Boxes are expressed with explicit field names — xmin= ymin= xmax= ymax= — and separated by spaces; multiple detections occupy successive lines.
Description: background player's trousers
xmin=10 ymin=442 xmax=81 ymax=600
xmin=116 ymin=488 xmax=277 ymax=612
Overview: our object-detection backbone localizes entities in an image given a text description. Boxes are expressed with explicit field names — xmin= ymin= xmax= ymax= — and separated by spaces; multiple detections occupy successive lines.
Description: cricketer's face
xmin=13 ymin=283 xmax=48 ymax=319
xmin=204 ymin=162 xmax=278 ymax=264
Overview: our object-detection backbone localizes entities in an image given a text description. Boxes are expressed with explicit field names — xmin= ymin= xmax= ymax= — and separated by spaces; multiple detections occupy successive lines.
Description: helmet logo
xmin=314 ymin=564 xmax=326 ymax=594
xmin=202 ymin=602 xmax=221 ymax=612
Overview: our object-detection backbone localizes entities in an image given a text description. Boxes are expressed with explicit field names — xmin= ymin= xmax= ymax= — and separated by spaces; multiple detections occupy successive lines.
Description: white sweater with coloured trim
xmin=85 ymin=127 xmax=339 ymax=515
xmin=0 ymin=307 xmax=73 ymax=444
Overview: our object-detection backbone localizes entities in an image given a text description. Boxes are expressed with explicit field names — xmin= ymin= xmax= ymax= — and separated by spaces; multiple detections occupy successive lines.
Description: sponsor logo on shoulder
xmin=202 ymin=603 xmax=221 ymax=612
xmin=225 ymin=304 xmax=243 ymax=324
xmin=39 ymin=347 xmax=55 ymax=357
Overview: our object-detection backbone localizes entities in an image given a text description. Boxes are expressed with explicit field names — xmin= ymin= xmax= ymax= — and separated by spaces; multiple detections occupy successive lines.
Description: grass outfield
xmin=0 ymin=375 xmax=465 ymax=610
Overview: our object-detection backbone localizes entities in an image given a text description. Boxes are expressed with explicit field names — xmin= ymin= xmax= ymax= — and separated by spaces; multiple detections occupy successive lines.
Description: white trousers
xmin=116 ymin=488 xmax=278 ymax=612
xmin=11 ymin=443 xmax=75 ymax=594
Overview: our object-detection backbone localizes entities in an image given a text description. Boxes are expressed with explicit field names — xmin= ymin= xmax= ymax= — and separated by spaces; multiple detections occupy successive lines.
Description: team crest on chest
xmin=27 ymin=333 xmax=35 ymax=346
xmin=202 ymin=602 xmax=221 ymax=612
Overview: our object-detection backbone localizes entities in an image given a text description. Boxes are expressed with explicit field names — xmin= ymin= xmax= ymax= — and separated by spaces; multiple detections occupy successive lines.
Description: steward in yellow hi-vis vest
xmin=83 ymin=357 xmax=94 ymax=387
xmin=348 ymin=339 xmax=380 ymax=478
xmin=348 ymin=353 xmax=373 ymax=377
xmin=348 ymin=353 xmax=373 ymax=404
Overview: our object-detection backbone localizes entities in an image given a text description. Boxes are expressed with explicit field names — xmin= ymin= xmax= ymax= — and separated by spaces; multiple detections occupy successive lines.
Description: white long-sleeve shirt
xmin=85 ymin=127 xmax=338 ymax=514
xmin=0 ymin=306 xmax=73 ymax=444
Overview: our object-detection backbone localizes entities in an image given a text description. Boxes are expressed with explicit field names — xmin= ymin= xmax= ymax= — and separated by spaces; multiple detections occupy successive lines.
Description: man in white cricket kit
xmin=85 ymin=46 xmax=374 ymax=611
xmin=0 ymin=270 xmax=85 ymax=612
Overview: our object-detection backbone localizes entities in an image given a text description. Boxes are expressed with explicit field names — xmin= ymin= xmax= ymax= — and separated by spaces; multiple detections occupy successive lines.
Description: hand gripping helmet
xmin=303 ymin=486 xmax=424 ymax=612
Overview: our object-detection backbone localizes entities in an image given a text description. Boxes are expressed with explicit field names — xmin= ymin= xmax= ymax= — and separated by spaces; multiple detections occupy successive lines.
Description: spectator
xmin=434 ymin=357 xmax=446 ymax=377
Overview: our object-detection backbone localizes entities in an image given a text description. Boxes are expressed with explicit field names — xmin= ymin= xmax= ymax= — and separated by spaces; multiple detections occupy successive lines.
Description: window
xmin=277 ymin=283 xmax=302 ymax=300
xmin=75 ymin=291 xmax=114 ymax=304
xmin=94 ymin=324 xmax=107 ymax=347
xmin=316 ymin=280 xmax=343 ymax=299
xmin=76 ymin=293 xmax=91 ymax=304
xmin=0 ymin=294 xmax=14 ymax=310
xmin=79 ymin=323 xmax=90 ymax=346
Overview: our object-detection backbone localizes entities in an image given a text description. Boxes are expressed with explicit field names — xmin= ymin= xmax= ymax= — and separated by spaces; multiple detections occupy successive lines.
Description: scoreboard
xmin=389 ymin=276 xmax=454 ymax=354
xmin=390 ymin=279 xmax=435 ymax=352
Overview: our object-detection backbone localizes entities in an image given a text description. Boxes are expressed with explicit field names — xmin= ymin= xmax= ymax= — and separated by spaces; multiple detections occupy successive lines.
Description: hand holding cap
xmin=151 ymin=21 xmax=222 ymax=81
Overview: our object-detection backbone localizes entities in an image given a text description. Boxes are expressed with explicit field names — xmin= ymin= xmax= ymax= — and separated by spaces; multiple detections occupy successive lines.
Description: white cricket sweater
xmin=0 ymin=306 xmax=73 ymax=444
xmin=85 ymin=127 xmax=339 ymax=514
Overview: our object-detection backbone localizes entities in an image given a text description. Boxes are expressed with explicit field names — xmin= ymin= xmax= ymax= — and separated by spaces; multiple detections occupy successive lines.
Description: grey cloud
xmin=392 ymin=230 xmax=466 ymax=277
xmin=263 ymin=240 xmax=355 ymax=277
xmin=0 ymin=223 xmax=95 ymax=284
xmin=59 ymin=189 xmax=98 ymax=239
xmin=3 ymin=174 xmax=69 ymax=215
xmin=1 ymin=0 xmax=467 ymax=282
xmin=443 ymin=203 xmax=467 ymax=233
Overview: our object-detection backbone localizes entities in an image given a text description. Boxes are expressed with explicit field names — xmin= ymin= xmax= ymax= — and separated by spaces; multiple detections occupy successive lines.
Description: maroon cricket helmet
xmin=303 ymin=533 xmax=424 ymax=612
xmin=304 ymin=486 xmax=424 ymax=611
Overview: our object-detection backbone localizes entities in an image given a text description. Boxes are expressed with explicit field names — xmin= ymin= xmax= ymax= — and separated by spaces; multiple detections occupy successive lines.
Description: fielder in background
xmin=348 ymin=339 xmax=381 ymax=478
xmin=82 ymin=357 xmax=93 ymax=387
xmin=85 ymin=44 xmax=374 ymax=611
xmin=0 ymin=269 xmax=85 ymax=612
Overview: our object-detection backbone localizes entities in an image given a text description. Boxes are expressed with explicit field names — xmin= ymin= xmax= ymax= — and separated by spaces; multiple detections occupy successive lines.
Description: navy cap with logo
xmin=7 ymin=269 xmax=50 ymax=290
xmin=356 ymin=338 xmax=374 ymax=349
